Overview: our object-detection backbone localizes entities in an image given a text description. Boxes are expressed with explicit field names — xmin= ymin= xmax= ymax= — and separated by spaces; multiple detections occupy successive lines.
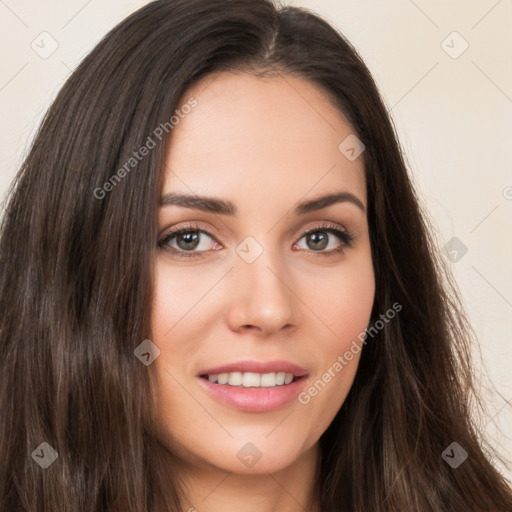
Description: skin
xmin=150 ymin=71 xmax=375 ymax=512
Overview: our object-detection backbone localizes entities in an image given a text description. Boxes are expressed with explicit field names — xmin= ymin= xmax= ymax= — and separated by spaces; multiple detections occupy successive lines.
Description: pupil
xmin=308 ymin=232 xmax=327 ymax=250
xmin=178 ymin=231 xmax=200 ymax=250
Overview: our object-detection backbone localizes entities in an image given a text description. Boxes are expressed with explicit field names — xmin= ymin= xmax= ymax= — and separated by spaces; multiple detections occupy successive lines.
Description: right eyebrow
xmin=160 ymin=193 xmax=236 ymax=215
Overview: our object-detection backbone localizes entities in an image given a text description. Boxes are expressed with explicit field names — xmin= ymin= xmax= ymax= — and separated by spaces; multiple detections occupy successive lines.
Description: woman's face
xmin=151 ymin=71 xmax=375 ymax=474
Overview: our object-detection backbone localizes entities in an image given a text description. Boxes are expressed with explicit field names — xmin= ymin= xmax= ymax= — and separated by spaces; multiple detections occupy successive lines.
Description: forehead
xmin=163 ymin=71 xmax=366 ymax=206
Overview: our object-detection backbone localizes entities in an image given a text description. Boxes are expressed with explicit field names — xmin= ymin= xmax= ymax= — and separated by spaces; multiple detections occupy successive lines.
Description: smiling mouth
xmin=199 ymin=371 xmax=304 ymax=388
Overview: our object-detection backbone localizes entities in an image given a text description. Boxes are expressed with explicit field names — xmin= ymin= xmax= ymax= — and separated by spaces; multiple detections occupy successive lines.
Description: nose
xmin=225 ymin=251 xmax=298 ymax=336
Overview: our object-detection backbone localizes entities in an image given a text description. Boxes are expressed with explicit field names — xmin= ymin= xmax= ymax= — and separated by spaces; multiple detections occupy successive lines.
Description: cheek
xmin=149 ymin=265 xmax=209 ymax=396
xmin=294 ymin=254 xmax=374 ymax=433
xmin=305 ymin=251 xmax=375 ymax=347
xmin=150 ymin=260 xmax=228 ymax=340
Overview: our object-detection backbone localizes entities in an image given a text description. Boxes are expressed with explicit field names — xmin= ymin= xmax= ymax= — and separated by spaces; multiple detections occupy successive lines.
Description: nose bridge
xmin=226 ymin=237 xmax=297 ymax=333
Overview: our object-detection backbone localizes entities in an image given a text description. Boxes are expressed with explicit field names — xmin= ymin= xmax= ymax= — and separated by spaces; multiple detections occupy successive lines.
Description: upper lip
xmin=198 ymin=360 xmax=309 ymax=377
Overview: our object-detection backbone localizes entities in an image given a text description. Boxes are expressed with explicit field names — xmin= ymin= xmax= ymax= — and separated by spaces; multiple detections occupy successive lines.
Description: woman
xmin=0 ymin=0 xmax=510 ymax=510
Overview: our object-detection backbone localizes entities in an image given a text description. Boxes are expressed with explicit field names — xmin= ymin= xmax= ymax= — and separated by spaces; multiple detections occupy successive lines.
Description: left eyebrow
xmin=294 ymin=192 xmax=366 ymax=215
xmin=159 ymin=191 xmax=366 ymax=215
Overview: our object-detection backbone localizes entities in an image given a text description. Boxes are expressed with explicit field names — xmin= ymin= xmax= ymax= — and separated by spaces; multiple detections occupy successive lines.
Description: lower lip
xmin=197 ymin=376 xmax=309 ymax=412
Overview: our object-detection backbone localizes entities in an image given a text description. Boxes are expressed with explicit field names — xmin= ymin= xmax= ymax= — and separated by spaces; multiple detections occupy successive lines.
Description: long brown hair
xmin=1 ymin=0 xmax=510 ymax=510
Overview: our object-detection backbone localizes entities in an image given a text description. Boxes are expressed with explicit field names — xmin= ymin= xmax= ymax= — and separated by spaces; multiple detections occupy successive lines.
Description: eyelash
xmin=157 ymin=222 xmax=355 ymax=260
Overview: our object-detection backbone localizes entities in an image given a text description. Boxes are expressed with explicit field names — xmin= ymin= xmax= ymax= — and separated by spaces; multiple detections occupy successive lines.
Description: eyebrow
xmin=160 ymin=191 xmax=366 ymax=215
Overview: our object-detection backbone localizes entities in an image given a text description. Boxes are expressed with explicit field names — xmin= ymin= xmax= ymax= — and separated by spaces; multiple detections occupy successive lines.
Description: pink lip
xmin=197 ymin=375 xmax=309 ymax=412
xmin=197 ymin=360 xmax=309 ymax=377
xmin=196 ymin=360 xmax=310 ymax=413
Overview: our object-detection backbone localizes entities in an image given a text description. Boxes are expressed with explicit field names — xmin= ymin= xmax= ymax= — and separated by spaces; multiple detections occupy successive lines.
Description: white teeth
xmin=205 ymin=371 xmax=297 ymax=387
xmin=260 ymin=372 xmax=276 ymax=387
xmin=228 ymin=372 xmax=243 ymax=386
xmin=242 ymin=372 xmax=260 ymax=387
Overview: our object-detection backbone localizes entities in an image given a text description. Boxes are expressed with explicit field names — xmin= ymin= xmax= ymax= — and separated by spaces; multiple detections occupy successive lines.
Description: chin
xmin=216 ymin=434 xmax=314 ymax=474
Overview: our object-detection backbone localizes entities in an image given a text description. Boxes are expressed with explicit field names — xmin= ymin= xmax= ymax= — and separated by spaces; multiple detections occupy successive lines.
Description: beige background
xmin=0 ymin=0 xmax=511 ymax=481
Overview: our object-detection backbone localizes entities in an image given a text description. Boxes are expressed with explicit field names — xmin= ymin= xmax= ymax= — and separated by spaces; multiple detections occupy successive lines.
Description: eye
xmin=157 ymin=223 xmax=220 ymax=259
xmin=157 ymin=222 xmax=355 ymax=259
xmin=293 ymin=224 xmax=355 ymax=256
